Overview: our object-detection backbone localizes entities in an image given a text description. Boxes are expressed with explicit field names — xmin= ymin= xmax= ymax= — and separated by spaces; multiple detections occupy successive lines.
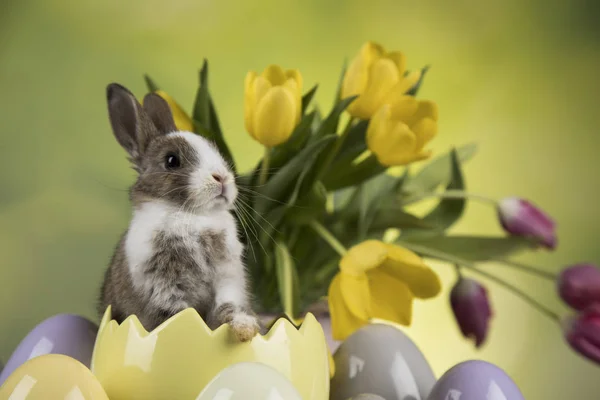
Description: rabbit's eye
xmin=165 ymin=153 xmax=181 ymax=169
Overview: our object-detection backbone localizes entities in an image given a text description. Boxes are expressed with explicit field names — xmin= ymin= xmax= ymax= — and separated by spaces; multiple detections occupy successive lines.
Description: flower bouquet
xmin=1 ymin=41 xmax=599 ymax=400
xmin=144 ymin=40 xmax=600 ymax=360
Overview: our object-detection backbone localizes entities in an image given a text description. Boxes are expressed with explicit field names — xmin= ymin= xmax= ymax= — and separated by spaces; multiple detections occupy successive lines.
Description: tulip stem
xmin=491 ymin=258 xmax=558 ymax=281
xmin=309 ymin=220 xmax=348 ymax=257
xmin=462 ymin=265 xmax=561 ymax=323
xmin=397 ymin=240 xmax=474 ymax=267
xmin=454 ymin=264 xmax=463 ymax=278
xmin=259 ymin=147 xmax=271 ymax=186
xmin=397 ymin=240 xmax=561 ymax=323
xmin=402 ymin=190 xmax=498 ymax=206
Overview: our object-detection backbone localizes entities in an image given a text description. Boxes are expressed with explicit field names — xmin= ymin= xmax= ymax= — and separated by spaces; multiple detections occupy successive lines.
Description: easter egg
xmin=0 ymin=354 xmax=109 ymax=399
xmin=195 ymin=362 xmax=303 ymax=400
xmin=348 ymin=395 xmax=386 ymax=400
xmin=331 ymin=323 xmax=436 ymax=400
xmin=427 ymin=360 xmax=524 ymax=400
xmin=0 ymin=314 xmax=98 ymax=385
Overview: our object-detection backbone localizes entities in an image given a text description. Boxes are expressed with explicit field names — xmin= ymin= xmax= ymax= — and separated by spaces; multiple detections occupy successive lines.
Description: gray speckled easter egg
xmin=427 ymin=360 xmax=524 ymax=400
xmin=347 ymin=395 xmax=386 ymax=400
xmin=331 ymin=323 xmax=436 ymax=400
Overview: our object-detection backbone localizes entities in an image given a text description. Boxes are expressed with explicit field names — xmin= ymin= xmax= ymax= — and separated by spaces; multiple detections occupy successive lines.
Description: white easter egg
xmin=195 ymin=362 xmax=303 ymax=400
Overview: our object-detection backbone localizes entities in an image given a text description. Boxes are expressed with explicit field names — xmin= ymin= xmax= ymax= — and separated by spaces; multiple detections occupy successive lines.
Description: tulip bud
xmin=558 ymin=264 xmax=600 ymax=311
xmin=450 ymin=278 xmax=493 ymax=348
xmin=562 ymin=304 xmax=600 ymax=365
xmin=244 ymin=65 xmax=303 ymax=147
xmin=497 ymin=197 xmax=557 ymax=249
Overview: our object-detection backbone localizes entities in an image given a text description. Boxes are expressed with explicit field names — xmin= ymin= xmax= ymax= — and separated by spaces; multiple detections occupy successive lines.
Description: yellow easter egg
xmin=0 ymin=354 xmax=109 ymax=400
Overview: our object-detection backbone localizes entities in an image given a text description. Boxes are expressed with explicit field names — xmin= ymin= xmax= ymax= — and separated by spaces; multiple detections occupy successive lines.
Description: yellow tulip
xmin=367 ymin=95 xmax=438 ymax=166
xmin=327 ymin=240 xmax=441 ymax=341
xmin=244 ymin=65 xmax=303 ymax=147
xmin=341 ymin=41 xmax=421 ymax=119
xmin=153 ymin=90 xmax=195 ymax=132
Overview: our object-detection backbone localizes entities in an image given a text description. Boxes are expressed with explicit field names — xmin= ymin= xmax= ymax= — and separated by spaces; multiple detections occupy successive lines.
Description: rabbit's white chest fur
xmin=125 ymin=200 xmax=242 ymax=297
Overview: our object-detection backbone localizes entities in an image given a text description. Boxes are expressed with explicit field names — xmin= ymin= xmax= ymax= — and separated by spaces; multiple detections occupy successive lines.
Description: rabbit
xmin=97 ymin=83 xmax=260 ymax=342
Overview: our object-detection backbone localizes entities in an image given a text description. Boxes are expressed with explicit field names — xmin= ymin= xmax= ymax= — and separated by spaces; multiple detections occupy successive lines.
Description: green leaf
xmin=332 ymin=187 xmax=357 ymax=213
xmin=399 ymin=235 xmax=537 ymax=262
xmin=405 ymin=65 xmax=430 ymax=97
xmin=270 ymin=111 xmax=316 ymax=170
xmin=193 ymin=119 xmax=217 ymax=141
xmin=327 ymin=187 xmax=363 ymax=229
xmin=297 ymin=111 xmax=359 ymax=194
xmin=322 ymin=154 xmax=387 ymax=191
xmin=333 ymin=61 xmax=347 ymax=105
xmin=259 ymin=206 xmax=287 ymax=244
xmin=312 ymin=95 xmax=358 ymax=140
xmin=314 ymin=258 xmax=340 ymax=284
xmin=274 ymin=240 xmax=301 ymax=317
xmin=369 ymin=207 xmax=433 ymax=232
xmin=332 ymin=120 xmax=369 ymax=167
xmin=255 ymin=136 xmax=336 ymax=214
xmin=311 ymin=107 xmax=323 ymax=134
xmin=403 ymin=142 xmax=477 ymax=195
xmin=143 ymin=74 xmax=160 ymax=92
xmin=358 ymin=173 xmax=403 ymax=238
xmin=288 ymin=161 xmax=317 ymax=206
xmin=403 ymin=148 xmax=465 ymax=236
xmin=285 ymin=181 xmax=327 ymax=225
xmin=330 ymin=174 xmax=428 ymax=235
xmin=193 ymin=60 xmax=211 ymax=129
xmin=208 ymin=99 xmax=228 ymax=153
xmin=302 ymin=85 xmax=318 ymax=114
xmin=192 ymin=60 xmax=236 ymax=171
xmin=289 ymin=226 xmax=317 ymax=266
xmin=235 ymin=172 xmax=254 ymax=191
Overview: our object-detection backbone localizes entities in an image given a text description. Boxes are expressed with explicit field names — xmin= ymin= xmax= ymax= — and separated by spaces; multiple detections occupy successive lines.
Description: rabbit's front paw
xmin=230 ymin=313 xmax=260 ymax=342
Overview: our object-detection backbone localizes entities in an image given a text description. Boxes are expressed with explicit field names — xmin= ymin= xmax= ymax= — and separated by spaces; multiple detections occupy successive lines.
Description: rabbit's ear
xmin=106 ymin=83 xmax=158 ymax=161
xmin=142 ymin=93 xmax=177 ymax=136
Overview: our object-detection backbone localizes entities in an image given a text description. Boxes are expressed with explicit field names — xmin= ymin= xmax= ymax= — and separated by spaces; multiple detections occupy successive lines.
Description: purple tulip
xmin=558 ymin=264 xmax=600 ymax=311
xmin=562 ymin=303 xmax=600 ymax=365
xmin=450 ymin=278 xmax=493 ymax=348
xmin=497 ymin=197 xmax=557 ymax=249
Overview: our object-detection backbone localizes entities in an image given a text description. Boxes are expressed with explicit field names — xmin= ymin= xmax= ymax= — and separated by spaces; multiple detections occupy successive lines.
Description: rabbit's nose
xmin=212 ymin=174 xmax=225 ymax=194
xmin=212 ymin=173 xmax=224 ymax=183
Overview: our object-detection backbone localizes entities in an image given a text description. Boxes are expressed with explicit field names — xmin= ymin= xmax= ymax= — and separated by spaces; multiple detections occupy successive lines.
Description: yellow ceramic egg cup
xmin=90 ymin=306 xmax=330 ymax=400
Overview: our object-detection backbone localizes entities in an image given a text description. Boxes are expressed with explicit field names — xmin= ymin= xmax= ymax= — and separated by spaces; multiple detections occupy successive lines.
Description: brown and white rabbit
xmin=97 ymin=83 xmax=260 ymax=342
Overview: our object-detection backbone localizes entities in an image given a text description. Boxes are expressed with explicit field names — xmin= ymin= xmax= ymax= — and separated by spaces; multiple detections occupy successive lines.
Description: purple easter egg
xmin=427 ymin=360 xmax=524 ymax=400
xmin=0 ymin=314 xmax=98 ymax=385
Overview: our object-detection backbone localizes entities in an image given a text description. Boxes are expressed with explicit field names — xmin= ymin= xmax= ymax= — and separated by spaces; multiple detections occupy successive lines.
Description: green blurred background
xmin=1 ymin=0 xmax=599 ymax=398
